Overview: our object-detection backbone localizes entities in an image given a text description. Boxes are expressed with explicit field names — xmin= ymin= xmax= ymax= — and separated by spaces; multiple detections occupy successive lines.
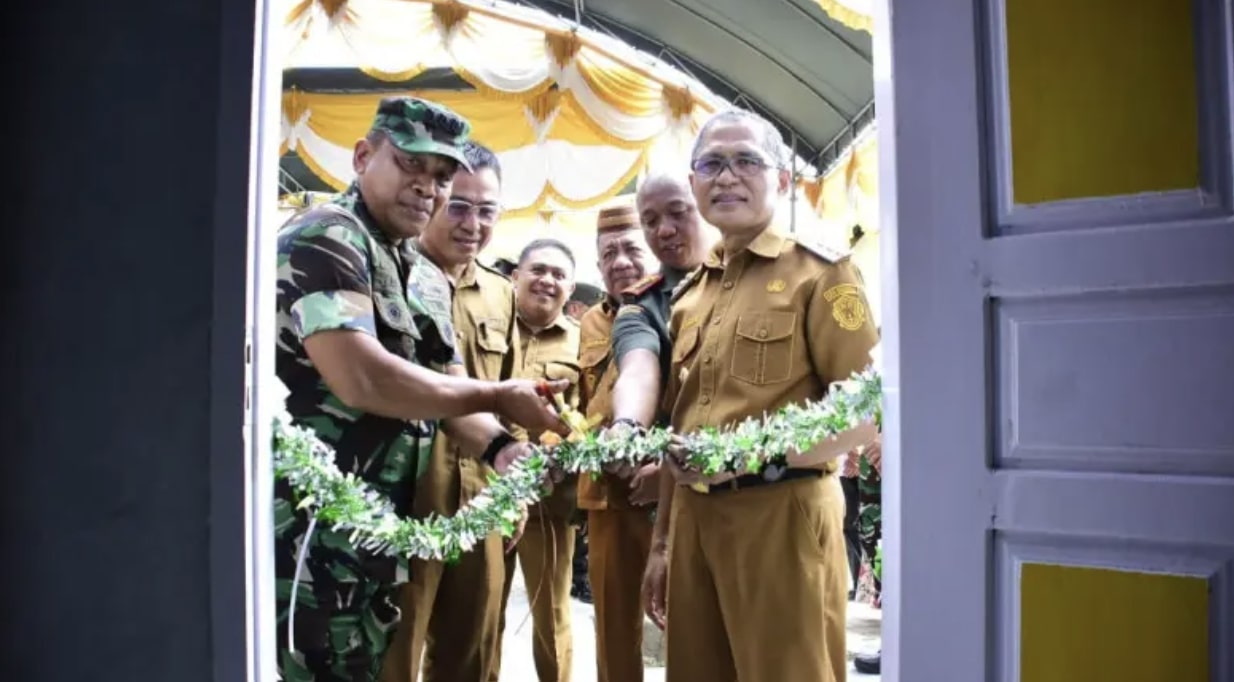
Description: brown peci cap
xmin=596 ymin=204 xmax=639 ymax=233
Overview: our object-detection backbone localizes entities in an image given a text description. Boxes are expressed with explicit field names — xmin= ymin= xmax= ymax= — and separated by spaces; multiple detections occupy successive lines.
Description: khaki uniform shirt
xmin=511 ymin=314 xmax=582 ymax=519
xmin=413 ymin=259 xmax=519 ymax=517
xmin=667 ymin=227 xmax=879 ymax=486
xmin=575 ymin=300 xmax=625 ymax=510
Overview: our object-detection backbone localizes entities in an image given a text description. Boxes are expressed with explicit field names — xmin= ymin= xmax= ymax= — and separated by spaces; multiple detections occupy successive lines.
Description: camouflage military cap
xmin=371 ymin=96 xmax=473 ymax=171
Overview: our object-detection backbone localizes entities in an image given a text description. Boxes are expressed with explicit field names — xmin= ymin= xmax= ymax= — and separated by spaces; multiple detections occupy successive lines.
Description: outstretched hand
xmin=495 ymin=378 xmax=570 ymax=435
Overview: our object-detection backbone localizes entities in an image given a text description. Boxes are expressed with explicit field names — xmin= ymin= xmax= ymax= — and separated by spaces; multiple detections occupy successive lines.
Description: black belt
xmin=704 ymin=467 xmax=824 ymax=495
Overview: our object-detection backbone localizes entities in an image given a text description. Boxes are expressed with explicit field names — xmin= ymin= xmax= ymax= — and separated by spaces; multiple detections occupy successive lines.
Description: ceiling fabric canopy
xmin=278 ymin=0 xmax=881 ymax=257
xmin=511 ymin=0 xmax=875 ymax=167
xmin=814 ymin=0 xmax=873 ymax=33
xmin=281 ymin=0 xmax=733 ymax=215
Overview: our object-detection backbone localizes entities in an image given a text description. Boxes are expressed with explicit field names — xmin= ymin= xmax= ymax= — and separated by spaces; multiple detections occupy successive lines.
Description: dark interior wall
xmin=3 ymin=1 xmax=254 ymax=680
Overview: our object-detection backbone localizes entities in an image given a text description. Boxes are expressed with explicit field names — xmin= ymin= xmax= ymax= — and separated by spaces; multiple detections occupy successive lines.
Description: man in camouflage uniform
xmin=275 ymin=96 xmax=567 ymax=681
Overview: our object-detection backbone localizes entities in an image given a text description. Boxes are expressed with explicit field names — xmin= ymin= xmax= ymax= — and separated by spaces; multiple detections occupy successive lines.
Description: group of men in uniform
xmin=275 ymin=94 xmax=879 ymax=682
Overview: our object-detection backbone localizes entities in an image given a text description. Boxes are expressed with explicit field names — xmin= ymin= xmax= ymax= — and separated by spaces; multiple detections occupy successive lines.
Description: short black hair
xmin=518 ymin=238 xmax=575 ymax=268
xmin=462 ymin=141 xmax=502 ymax=183
xmin=691 ymin=108 xmax=787 ymax=168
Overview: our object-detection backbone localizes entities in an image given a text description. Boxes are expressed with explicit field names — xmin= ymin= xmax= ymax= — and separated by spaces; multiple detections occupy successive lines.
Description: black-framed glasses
xmin=690 ymin=153 xmax=774 ymax=178
xmin=446 ymin=199 xmax=500 ymax=224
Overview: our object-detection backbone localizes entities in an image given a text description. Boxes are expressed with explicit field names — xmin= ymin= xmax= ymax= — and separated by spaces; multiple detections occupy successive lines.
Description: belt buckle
xmin=762 ymin=463 xmax=787 ymax=483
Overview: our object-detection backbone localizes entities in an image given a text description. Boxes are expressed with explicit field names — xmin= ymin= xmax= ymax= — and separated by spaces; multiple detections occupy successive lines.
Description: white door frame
xmin=214 ymin=0 xmax=283 ymax=678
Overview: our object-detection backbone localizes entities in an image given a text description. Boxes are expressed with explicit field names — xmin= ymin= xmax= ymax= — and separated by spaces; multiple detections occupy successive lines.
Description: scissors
xmin=536 ymin=380 xmax=590 ymax=437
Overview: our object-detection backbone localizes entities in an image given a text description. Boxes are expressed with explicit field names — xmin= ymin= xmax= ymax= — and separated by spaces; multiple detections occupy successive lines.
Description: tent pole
xmin=789 ymin=133 xmax=798 ymax=234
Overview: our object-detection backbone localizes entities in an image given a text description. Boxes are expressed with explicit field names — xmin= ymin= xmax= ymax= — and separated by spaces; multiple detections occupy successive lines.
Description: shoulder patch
xmin=622 ymin=274 xmax=664 ymax=298
xmin=796 ymin=237 xmax=851 ymax=264
xmin=669 ymin=267 xmax=705 ymax=303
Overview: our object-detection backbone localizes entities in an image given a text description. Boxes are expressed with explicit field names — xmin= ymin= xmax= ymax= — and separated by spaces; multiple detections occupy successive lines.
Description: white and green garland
xmin=273 ymin=369 xmax=882 ymax=563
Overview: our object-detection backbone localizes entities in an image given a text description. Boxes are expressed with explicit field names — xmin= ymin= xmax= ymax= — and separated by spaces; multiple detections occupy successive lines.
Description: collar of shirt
xmin=518 ymin=313 xmax=572 ymax=337
xmin=703 ymin=226 xmax=787 ymax=269
xmin=342 ymin=182 xmax=397 ymax=247
xmin=455 ymin=258 xmax=480 ymax=290
xmin=661 ymin=266 xmax=688 ymax=292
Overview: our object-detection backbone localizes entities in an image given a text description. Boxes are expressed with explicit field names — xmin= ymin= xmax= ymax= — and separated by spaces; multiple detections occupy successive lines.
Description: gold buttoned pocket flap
xmin=545 ymin=360 xmax=581 ymax=385
xmin=578 ymin=339 xmax=612 ymax=370
xmin=672 ymin=325 xmax=700 ymax=364
xmin=732 ymin=311 xmax=797 ymax=384
xmin=372 ymin=292 xmax=421 ymax=339
xmin=476 ymin=318 xmax=510 ymax=354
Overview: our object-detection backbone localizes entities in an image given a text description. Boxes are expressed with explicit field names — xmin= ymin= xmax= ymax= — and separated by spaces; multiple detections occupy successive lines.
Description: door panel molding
xmin=994 ymin=533 xmax=1232 ymax=682
xmin=980 ymin=0 xmax=1234 ymax=231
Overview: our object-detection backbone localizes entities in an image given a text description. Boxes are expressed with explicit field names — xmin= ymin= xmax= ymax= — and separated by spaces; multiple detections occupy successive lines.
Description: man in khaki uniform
xmin=493 ymin=238 xmax=583 ymax=682
xmin=575 ymin=205 xmax=663 ymax=682
xmin=382 ymin=142 xmax=514 ymax=682
xmin=645 ymin=110 xmax=879 ymax=682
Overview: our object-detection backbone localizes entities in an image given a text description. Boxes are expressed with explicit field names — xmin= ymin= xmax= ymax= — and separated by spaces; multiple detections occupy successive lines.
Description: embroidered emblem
xmin=766 ymin=279 xmax=787 ymax=293
xmin=681 ymin=315 xmax=701 ymax=331
xmin=823 ymin=283 xmax=867 ymax=331
xmin=583 ymin=338 xmax=610 ymax=350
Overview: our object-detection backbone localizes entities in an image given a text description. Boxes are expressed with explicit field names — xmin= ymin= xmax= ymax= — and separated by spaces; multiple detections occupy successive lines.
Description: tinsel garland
xmin=273 ymin=369 xmax=881 ymax=563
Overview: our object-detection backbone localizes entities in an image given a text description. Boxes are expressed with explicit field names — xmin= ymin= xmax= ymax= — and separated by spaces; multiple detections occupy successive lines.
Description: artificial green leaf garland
xmin=273 ymin=369 xmax=882 ymax=563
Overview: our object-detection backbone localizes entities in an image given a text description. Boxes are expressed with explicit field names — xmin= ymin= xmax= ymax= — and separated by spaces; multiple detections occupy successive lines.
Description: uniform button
xmin=758 ymin=329 xmax=768 ymax=339
xmin=712 ymin=317 xmax=722 ymax=326
xmin=703 ymin=356 xmax=712 ymax=364
xmin=700 ymin=395 xmax=711 ymax=405
xmin=722 ymin=281 xmax=734 ymax=290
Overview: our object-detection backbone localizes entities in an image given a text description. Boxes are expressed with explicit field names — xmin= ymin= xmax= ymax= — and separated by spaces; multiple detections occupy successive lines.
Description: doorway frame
xmin=211 ymin=0 xmax=283 ymax=679
xmin=224 ymin=0 xmax=908 ymax=680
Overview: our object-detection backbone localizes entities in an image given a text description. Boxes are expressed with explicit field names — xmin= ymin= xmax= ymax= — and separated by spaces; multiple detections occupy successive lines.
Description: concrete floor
xmin=496 ymin=565 xmax=882 ymax=681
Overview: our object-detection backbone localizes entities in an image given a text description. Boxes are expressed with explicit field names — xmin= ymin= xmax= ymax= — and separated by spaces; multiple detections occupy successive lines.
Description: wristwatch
xmin=480 ymin=432 xmax=517 ymax=467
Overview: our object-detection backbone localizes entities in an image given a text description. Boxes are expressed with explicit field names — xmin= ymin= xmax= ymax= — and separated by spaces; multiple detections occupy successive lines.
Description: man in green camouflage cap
xmin=275 ymin=96 xmax=570 ymax=681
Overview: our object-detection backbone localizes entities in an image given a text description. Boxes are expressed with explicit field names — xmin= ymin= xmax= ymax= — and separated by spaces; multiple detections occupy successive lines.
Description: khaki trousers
xmin=588 ymin=508 xmax=654 ymax=682
xmin=665 ymin=474 xmax=848 ymax=682
xmin=492 ymin=508 xmax=576 ymax=682
xmin=380 ymin=529 xmax=505 ymax=682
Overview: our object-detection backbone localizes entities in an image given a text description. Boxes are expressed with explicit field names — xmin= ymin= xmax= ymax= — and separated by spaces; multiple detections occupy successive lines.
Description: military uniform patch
xmin=623 ymin=273 xmax=664 ymax=297
xmin=766 ymin=279 xmax=787 ymax=293
xmin=823 ymin=283 xmax=868 ymax=331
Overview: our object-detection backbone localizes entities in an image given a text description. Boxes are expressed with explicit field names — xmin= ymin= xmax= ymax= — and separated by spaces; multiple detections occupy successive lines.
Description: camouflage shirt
xmin=275 ymin=184 xmax=458 ymax=580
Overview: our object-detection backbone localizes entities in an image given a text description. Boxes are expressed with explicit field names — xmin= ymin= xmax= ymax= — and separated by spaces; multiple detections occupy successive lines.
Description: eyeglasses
xmin=446 ymin=199 xmax=500 ymax=224
xmin=690 ymin=153 xmax=774 ymax=179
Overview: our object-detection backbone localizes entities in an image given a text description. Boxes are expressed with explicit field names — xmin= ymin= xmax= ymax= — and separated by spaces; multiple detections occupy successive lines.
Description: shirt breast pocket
xmin=579 ymin=344 xmax=612 ymax=398
xmin=544 ymin=360 xmax=580 ymax=386
xmin=373 ymin=291 xmax=422 ymax=359
xmin=731 ymin=311 xmax=797 ymax=384
xmin=475 ymin=318 xmax=510 ymax=379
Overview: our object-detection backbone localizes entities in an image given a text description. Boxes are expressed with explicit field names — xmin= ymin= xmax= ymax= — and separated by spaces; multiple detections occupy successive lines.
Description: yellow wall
xmin=1020 ymin=563 xmax=1209 ymax=682
xmin=1006 ymin=0 xmax=1199 ymax=204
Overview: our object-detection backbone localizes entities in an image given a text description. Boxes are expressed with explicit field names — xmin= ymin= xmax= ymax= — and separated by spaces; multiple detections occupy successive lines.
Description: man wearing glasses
xmin=383 ymin=141 xmax=517 ymax=682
